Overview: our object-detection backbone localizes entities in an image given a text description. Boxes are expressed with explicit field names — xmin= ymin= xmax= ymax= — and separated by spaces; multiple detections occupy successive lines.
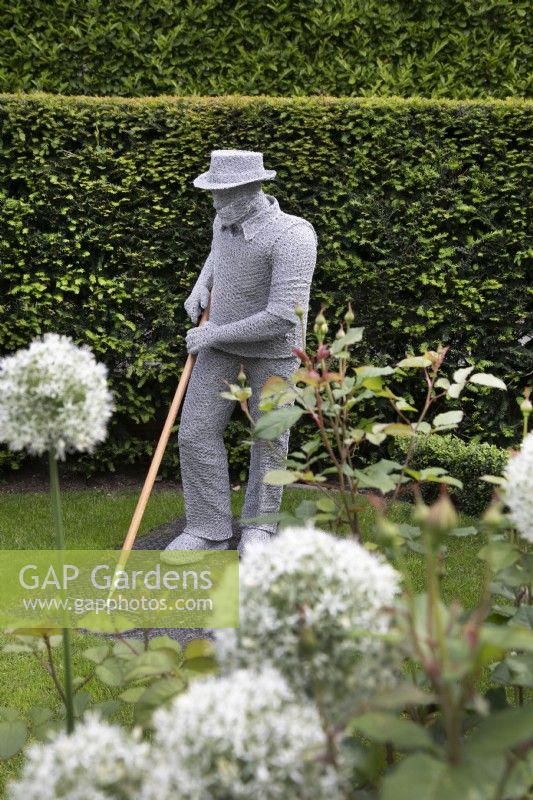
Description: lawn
xmin=0 ymin=486 xmax=486 ymax=796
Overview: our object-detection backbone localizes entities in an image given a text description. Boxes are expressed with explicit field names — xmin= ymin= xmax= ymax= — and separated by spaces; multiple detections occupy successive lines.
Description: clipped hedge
xmin=0 ymin=1 xmax=531 ymax=99
xmin=392 ymin=434 xmax=508 ymax=517
xmin=0 ymin=93 xmax=531 ymax=476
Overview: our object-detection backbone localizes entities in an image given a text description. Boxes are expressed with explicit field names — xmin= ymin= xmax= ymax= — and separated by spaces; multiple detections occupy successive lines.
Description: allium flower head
xmin=504 ymin=432 xmax=533 ymax=544
xmin=8 ymin=713 xmax=150 ymax=800
xmin=142 ymin=666 xmax=343 ymax=800
xmin=215 ymin=524 xmax=402 ymax=709
xmin=0 ymin=332 xmax=114 ymax=460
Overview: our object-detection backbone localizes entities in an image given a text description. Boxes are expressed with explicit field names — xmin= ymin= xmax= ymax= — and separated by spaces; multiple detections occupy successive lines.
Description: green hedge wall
xmin=0 ymin=1 xmax=531 ymax=99
xmin=0 ymin=93 xmax=531 ymax=477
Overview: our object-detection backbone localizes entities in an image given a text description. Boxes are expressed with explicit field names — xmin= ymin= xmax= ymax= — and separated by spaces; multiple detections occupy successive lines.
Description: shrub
xmin=392 ymin=434 xmax=508 ymax=516
xmin=0 ymin=1 xmax=530 ymax=98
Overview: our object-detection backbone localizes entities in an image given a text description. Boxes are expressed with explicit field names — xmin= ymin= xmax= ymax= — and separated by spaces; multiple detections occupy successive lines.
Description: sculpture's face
xmin=211 ymin=181 xmax=262 ymax=211
xmin=211 ymin=187 xmax=241 ymax=211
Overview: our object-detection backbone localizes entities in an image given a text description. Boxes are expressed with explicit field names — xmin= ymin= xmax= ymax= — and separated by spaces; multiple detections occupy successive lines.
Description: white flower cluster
xmin=8 ymin=713 xmax=150 ymax=800
xmin=9 ymin=670 xmax=343 ymax=800
xmin=0 ymin=332 xmax=114 ymax=460
xmin=143 ymin=666 xmax=342 ymax=800
xmin=215 ymin=524 xmax=402 ymax=709
xmin=504 ymin=431 xmax=533 ymax=544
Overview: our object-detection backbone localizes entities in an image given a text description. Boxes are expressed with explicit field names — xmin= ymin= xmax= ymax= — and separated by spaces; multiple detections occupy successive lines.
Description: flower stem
xmin=48 ymin=451 xmax=75 ymax=734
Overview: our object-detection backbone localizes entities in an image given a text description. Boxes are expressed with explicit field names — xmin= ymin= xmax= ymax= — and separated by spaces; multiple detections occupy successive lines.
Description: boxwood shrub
xmin=392 ymin=434 xmax=509 ymax=517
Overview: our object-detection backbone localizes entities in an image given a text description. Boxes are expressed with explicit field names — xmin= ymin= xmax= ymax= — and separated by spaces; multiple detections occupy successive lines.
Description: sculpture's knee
xmin=178 ymin=407 xmax=226 ymax=449
xmin=178 ymin=416 xmax=202 ymax=449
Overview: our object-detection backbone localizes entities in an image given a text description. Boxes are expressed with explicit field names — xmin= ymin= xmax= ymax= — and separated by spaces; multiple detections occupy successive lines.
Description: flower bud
xmin=313 ymin=309 xmax=328 ymax=340
xmin=519 ymin=396 xmax=532 ymax=414
xmin=426 ymin=490 xmax=458 ymax=533
xmin=237 ymin=364 xmax=247 ymax=387
xmin=294 ymin=303 xmax=305 ymax=319
xmin=316 ymin=344 xmax=330 ymax=361
xmin=292 ymin=347 xmax=311 ymax=365
xmin=412 ymin=499 xmax=431 ymax=526
xmin=481 ymin=501 xmax=504 ymax=528
xmin=344 ymin=304 xmax=355 ymax=326
xmin=335 ymin=325 xmax=345 ymax=340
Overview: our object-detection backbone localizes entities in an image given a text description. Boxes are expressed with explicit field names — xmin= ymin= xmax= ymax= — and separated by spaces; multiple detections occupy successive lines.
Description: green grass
xmin=0 ymin=486 xmax=486 ymax=796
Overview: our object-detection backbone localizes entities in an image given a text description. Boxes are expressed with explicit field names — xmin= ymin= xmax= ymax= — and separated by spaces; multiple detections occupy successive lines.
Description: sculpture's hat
xmin=193 ymin=149 xmax=277 ymax=190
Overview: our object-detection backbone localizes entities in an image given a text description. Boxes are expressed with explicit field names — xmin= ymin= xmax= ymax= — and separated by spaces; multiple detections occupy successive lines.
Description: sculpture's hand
xmin=185 ymin=321 xmax=219 ymax=355
xmin=184 ymin=284 xmax=210 ymax=324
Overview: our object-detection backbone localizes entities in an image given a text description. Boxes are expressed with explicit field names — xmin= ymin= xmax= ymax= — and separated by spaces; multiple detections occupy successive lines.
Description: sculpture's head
xmin=210 ymin=181 xmax=263 ymax=211
xmin=193 ymin=149 xmax=276 ymax=199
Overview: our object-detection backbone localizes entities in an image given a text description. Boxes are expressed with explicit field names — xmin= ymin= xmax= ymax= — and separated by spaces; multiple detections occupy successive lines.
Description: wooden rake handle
xmin=120 ymin=299 xmax=211 ymax=553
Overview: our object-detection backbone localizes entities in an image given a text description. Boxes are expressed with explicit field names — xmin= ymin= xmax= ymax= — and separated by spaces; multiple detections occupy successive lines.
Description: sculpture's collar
xmin=218 ymin=194 xmax=280 ymax=241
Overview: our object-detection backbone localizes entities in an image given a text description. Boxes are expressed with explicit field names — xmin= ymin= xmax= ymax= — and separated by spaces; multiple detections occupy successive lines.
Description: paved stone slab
xmin=119 ymin=518 xmax=240 ymax=646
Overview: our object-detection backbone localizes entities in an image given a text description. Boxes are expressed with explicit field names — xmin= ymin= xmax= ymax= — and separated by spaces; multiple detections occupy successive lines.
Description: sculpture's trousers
xmin=178 ymin=346 xmax=300 ymax=541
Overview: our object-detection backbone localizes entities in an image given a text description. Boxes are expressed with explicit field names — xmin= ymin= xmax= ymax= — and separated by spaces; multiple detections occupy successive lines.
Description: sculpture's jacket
xmin=191 ymin=193 xmax=318 ymax=358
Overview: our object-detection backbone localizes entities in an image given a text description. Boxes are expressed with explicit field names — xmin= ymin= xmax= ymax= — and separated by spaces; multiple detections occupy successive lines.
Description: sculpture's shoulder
xmin=272 ymin=207 xmax=318 ymax=248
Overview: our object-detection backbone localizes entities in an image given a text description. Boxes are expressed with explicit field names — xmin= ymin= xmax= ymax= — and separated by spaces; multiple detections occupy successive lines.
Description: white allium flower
xmin=216 ymin=524 xmax=402 ymax=709
xmin=8 ymin=713 xmax=149 ymax=800
xmin=0 ymin=332 xmax=114 ymax=459
xmin=142 ymin=666 xmax=343 ymax=800
xmin=504 ymin=432 xmax=533 ymax=543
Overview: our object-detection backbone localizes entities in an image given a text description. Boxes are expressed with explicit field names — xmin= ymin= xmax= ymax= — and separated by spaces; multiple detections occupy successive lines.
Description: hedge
xmin=0 ymin=93 xmax=531 ymax=477
xmin=0 ymin=1 xmax=531 ymax=99
xmin=391 ymin=434 xmax=509 ymax=517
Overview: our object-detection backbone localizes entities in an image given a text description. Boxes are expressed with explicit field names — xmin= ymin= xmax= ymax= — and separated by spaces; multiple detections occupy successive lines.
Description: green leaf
xmin=433 ymin=410 xmax=463 ymax=428
xmin=510 ymin=605 xmax=533 ymax=631
xmin=354 ymin=365 xmax=395 ymax=378
xmin=383 ymin=423 xmax=415 ymax=437
xmin=446 ymin=383 xmax=464 ymax=399
xmin=380 ymin=754 xmax=478 ymax=800
xmin=453 ymin=366 xmax=475 ymax=383
xmin=148 ymin=636 xmax=182 ymax=656
xmin=350 ymin=712 xmax=439 ymax=752
xmin=397 ymin=356 xmax=432 ymax=368
xmin=253 ymin=407 xmax=303 ymax=440
xmin=315 ymin=496 xmax=336 ymax=513
xmin=468 ymin=373 xmax=507 ymax=390
xmin=28 ymin=706 xmax=56 ymax=740
xmin=184 ymin=639 xmax=214 ymax=661
xmin=434 ymin=377 xmax=450 ymax=389
xmin=95 ymin=658 xmax=125 ymax=687
xmin=372 ymin=684 xmax=435 ymax=711
xmin=480 ymin=474 xmax=506 ymax=486
xmin=134 ymin=677 xmax=184 ymax=720
xmin=124 ymin=650 xmax=180 ymax=681
xmin=478 ymin=541 xmax=520 ymax=572
xmin=492 ymin=654 xmax=533 ymax=688
xmin=353 ymin=465 xmax=399 ymax=494
xmin=465 ymin=705 xmax=533 ymax=755
xmin=330 ymin=326 xmax=364 ymax=354
xmin=263 ymin=469 xmax=299 ymax=485
xmin=0 ymin=720 xmax=27 ymax=759
xmin=482 ymin=624 xmax=533 ymax=653
xmin=72 ymin=691 xmax=91 ymax=718
xmin=449 ymin=526 xmax=477 ymax=537
xmin=83 ymin=645 xmax=110 ymax=664
xmin=90 ymin=700 xmax=121 ymax=719
xmin=119 ymin=686 xmax=146 ymax=703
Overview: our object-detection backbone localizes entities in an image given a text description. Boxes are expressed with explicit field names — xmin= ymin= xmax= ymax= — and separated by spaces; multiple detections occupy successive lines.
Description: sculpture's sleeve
xmin=193 ymin=250 xmax=215 ymax=292
xmin=212 ymin=223 xmax=318 ymax=345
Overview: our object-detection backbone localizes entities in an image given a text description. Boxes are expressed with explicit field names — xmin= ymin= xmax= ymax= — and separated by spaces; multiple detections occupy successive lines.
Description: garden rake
xmin=119 ymin=296 xmax=211 ymax=553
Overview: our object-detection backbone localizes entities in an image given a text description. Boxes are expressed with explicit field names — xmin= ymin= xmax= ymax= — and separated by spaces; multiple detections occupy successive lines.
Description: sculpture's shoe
xmin=238 ymin=528 xmax=276 ymax=557
xmin=165 ymin=532 xmax=232 ymax=551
